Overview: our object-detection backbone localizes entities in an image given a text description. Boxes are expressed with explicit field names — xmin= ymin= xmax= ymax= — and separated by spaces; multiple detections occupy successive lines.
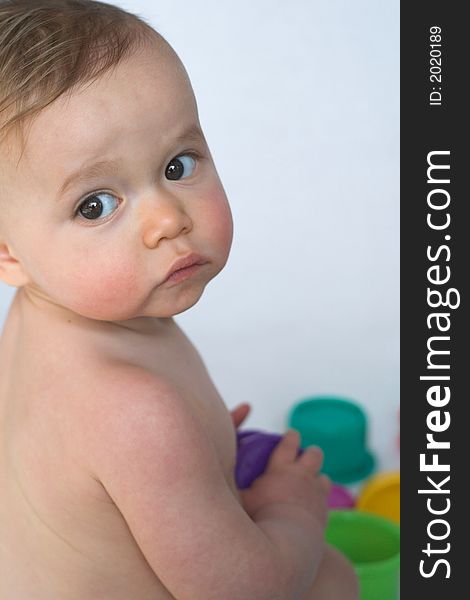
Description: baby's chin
xmin=82 ymin=281 xmax=209 ymax=322
xmin=143 ymin=260 xmax=225 ymax=318
xmin=144 ymin=280 xmax=210 ymax=318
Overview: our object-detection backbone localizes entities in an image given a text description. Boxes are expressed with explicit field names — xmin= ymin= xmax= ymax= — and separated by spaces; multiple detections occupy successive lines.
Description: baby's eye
xmin=76 ymin=192 xmax=119 ymax=221
xmin=165 ymin=154 xmax=197 ymax=181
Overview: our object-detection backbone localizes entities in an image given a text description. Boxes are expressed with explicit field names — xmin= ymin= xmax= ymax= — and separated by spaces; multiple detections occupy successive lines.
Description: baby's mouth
xmin=161 ymin=253 xmax=208 ymax=285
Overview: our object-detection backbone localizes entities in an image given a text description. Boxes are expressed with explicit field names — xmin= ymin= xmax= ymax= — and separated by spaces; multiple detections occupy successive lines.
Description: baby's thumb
xmin=267 ymin=429 xmax=300 ymax=470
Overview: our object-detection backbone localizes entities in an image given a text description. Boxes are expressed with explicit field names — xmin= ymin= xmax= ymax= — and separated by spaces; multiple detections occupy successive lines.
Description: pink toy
xmin=327 ymin=484 xmax=355 ymax=509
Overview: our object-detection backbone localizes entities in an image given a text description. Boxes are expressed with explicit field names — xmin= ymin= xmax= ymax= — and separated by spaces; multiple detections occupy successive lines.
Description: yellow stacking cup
xmin=357 ymin=472 xmax=400 ymax=524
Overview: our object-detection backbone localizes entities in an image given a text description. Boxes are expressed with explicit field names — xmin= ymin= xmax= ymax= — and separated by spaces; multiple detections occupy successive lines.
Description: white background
xmin=0 ymin=0 xmax=399 ymax=475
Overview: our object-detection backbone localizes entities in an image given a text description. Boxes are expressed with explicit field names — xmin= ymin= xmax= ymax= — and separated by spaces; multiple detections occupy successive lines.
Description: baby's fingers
xmin=318 ymin=474 xmax=332 ymax=494
xmin=297 ymin=445 xmax=324 ymax=474
xmin=267 ymin=429 xmax=300 ymax=470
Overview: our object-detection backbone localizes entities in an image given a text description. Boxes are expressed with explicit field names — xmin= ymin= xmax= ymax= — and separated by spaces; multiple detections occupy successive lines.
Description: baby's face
xmin=1 ymin=42 xmax=233 ymax=321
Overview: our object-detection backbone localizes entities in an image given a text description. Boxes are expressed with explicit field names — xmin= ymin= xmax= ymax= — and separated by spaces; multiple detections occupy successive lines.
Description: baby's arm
xmin=85 ymin=366 xmax=330 ymax=600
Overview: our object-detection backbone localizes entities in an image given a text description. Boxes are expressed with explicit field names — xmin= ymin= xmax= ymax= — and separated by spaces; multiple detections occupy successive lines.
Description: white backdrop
xmin=0 ymin=0 xmax=399 ymax=473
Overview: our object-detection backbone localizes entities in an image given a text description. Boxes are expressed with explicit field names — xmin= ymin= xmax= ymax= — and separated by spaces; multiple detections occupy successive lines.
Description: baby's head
xmin=0 ymin=0 xmax=232 ymax=323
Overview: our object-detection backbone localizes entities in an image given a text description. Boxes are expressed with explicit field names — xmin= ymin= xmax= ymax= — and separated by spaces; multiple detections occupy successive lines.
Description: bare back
xmin=0 ymin=290 xmax=238 ymax=600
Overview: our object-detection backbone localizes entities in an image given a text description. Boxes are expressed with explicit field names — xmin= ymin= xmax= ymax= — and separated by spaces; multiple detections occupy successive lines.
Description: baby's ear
xmin=0 ymin=241 xmax=30 ymax=287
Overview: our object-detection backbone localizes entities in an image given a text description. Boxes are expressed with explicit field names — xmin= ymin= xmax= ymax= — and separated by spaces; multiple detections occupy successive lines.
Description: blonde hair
xmin=0 ymin=0 xmax=162 ymax=158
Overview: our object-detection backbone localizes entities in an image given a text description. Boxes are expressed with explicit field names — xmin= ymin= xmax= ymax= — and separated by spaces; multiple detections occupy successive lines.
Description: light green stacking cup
xmin=326 ymin=510 xmax=400 ymax=600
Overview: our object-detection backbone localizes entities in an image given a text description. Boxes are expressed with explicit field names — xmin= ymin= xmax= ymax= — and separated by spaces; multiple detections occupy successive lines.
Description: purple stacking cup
xmin=235 ymin=430 xmax=286 ymax=489
xmin=235 ymin=429 xmax=355 ymax=510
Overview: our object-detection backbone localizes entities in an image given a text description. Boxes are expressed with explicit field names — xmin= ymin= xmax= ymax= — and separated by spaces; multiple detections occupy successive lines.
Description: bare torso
xmin=0 ymin=290 xmax=238 ymax=600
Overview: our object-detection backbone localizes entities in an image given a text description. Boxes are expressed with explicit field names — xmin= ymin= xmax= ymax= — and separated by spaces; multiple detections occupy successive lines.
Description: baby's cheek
xmin=202 ymin=185 xmax=233 ymax=257
xmin=59 ymin=253 xmax=142 ymax=320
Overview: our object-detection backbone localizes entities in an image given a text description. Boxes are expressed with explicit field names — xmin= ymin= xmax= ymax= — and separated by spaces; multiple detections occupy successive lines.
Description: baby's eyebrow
xmin=173 ymin=124 xmax=206 ymax=146
xmin=57 ymin=159 xmax=122 ymax=199
xmin=56 ymin=124 xmax=205 ymax=199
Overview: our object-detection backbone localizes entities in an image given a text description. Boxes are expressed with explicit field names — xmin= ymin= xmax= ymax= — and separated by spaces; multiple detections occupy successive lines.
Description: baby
xmin=0 ymin=1 xmax=358 ymax=598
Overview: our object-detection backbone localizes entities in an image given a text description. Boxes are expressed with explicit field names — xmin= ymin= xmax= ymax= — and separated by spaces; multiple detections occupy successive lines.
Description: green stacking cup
xmin=326 ymin=510 xmax=400 ymax=600
xmin=287 ymin=396 xmax=375 ymax=484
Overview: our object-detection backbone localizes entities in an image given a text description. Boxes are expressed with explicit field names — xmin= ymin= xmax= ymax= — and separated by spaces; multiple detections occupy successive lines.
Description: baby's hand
xmin=239 ymin=429 xmax=331 ymax=527
xmin=230 ymin=403 xmax=251 ymax=429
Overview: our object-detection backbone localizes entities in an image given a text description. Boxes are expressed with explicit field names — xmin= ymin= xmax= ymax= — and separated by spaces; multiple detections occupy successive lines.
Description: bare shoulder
xmin=74 ymin=361 xmax=276 ymax=599
xmin=76 ymin=361 xmax=215 ymax=484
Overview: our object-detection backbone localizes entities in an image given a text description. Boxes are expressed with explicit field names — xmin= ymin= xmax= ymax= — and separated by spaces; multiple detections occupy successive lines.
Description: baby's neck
xmin=15 ymin=286 xmax=172 ymax=338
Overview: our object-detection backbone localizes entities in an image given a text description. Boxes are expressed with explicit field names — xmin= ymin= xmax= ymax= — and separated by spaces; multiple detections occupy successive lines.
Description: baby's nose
xmin=139 ymin=193 xmax=193 ymax=248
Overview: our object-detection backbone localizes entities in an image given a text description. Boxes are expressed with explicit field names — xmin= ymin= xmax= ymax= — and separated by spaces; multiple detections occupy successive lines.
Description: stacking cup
xmin=288 ymin=396 xmax=375 ymax=484
xmin=326 ymin=510 xmax=400 ymax=600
